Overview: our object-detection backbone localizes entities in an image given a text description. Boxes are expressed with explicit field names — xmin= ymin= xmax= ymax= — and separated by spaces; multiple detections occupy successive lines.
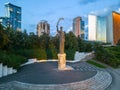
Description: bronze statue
xmin=57 ymin=26 xmax=65 ymax=54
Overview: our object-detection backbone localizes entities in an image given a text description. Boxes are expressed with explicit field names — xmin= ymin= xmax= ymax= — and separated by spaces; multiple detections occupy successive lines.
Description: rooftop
xmin=5 ymin=2 xmax=21 ymax=8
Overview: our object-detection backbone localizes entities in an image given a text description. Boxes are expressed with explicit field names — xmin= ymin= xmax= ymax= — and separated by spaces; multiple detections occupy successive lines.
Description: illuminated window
xmin=9 ymin=7 xmax=13 ymax=12
xmin=17 ymin=11 xmax=21 ymax=14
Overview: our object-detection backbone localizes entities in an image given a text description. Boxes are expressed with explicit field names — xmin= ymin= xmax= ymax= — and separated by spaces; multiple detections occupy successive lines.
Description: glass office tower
xmin=88 ymin=15 xmax=107 ymax=43
xmin=88 ymin=15 xmax=97 ymax=41
xmin=97 ymin=17 xmax=107 ymax=42
xmin=107 ymin=12 xmax=120 ymax=45
xmin=88 ymin=12 xmax=120 ymax=45
xmin=73 ymin=17 xmax=84 ymax=39
xmin=0 ymin=3 xmax=21 ymax=30
xmin=5 ymin=3 xmax=21 ymax=30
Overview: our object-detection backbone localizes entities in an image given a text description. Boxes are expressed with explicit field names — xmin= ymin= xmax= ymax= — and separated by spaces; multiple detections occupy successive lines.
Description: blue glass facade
xmin=0 ymin=17 xmax=9 ymax=27
xmin=0 ymin=3 xmax=21 ymax=30
xmin=81 ymin=21 xmax=85 ymax=39
xmin=97 ymin=17 xmax=107 ymax=42
xmin=84 ymin=28 xmax=88 ymax=40
xmin=88 ymin=14 xmax=107 ymax=42
xmin=5 ymin=3 xmax=21 ymax=30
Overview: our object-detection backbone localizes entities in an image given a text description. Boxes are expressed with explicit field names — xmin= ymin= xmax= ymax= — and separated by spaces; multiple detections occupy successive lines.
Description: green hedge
xmin=46 ymin=48 xmax=58 ymax=59
xmin=14 ymin=48 xmax=75 ymax=60
xmin=7 ymin=54 xmax=27 ymax=69
xmin=65 ymin=49 xmax=75 ymax=60
xmin=0 ymin=50 xmax=27 ymax=69
xmin=14 ymin=48 xmax=58 ymax=60
xmin=95 ymin=45 xmax=120 ymax=68
xmin=0 ymin=48 xmax=76 ymax=69
xmin=14 ymin=49 xmax=47 ymax=60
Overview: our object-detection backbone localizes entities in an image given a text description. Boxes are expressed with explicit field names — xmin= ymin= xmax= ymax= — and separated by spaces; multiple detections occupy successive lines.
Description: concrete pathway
xmin=89 ymin=60 xmax=120 ymax=90
xmin=105 ymin=68 xmax=120 ymax=90
xmin=0 ymin=61 xmax=112 ymax=90
xmin=0 ymin=62 xmax=96 ymax=84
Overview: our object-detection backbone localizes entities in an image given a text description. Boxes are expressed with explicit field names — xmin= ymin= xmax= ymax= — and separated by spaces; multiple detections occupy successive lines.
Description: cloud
xmin=89 ymin=8 xmax=112 ymax=16
xmin=110 ymin=1 xmax=120 ymax=9
xmin=25 ymin=24 xmax=36 ymax=34
xmin=50 ymin=30 xmax=57 ymax=36
xmin=118 ymin=8 xmax=120 ymax=12
xmin=66 ymin=27 xmax=73 ymax=33
xmin=49 ymin=25 xmax=57 ymax=36
xmin=42 ymin=11 xmax=56 ymax=17
xmin=116 ymin=8 xmax=120 ymax=13
xmin=82 ymin=0 xmax=120 ymax=17
xmin=79 ymin=0 xmax=98 ymax=5
xmin=108 ymin=0 xmax=120 ymax=12
xmin=83 ymin=15 xmax=88 ymax=18
xmin=89 ymin=5 xmax=120 ymax=17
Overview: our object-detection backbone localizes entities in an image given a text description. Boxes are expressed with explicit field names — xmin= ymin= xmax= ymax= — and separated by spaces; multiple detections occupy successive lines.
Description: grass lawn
xmin=86 ymin=60 xmax=106 ymax=68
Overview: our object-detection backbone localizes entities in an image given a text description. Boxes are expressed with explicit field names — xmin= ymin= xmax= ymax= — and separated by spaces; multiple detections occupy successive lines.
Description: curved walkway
xmin=0 ymin=62 xmax=112 ymax=90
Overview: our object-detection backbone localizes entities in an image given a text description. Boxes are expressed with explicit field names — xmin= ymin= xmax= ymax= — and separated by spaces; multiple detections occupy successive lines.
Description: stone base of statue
xmin=58 ymin=53 xmax=73 ymax=71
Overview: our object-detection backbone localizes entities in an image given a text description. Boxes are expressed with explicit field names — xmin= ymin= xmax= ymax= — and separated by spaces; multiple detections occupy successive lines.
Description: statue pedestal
xmin=58 ymin=53 xmax=66 ymax=70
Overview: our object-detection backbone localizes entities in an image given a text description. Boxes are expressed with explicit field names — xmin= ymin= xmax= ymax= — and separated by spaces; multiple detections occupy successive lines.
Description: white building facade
xmin=88 ymin=15 xmax=97 ymax=41
xmin=37 ymin=20 xmax=50 ymax=37
xmin=88 ymin=12 xmax=120 ymax=45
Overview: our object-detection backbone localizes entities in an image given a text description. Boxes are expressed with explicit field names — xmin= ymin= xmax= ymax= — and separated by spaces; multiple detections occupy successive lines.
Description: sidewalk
xmin=90 ymin=60 xmax=120 ymax=90
xmin=0 ymin=61 xmax=112 ymax=90
xmin=105 ymin=67 xmax=120 ymax=90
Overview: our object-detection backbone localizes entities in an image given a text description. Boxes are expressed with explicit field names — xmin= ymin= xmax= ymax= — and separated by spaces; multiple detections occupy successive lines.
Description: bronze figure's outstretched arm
xmin=56 ymin=18 xmax=65 ymax=54
xmin=56 ymin=18 xmax=64 ymax=32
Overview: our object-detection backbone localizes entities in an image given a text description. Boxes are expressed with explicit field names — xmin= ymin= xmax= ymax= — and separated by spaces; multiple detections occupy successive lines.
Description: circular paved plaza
xmin=0 ymin=61 xmax=112 ymax=90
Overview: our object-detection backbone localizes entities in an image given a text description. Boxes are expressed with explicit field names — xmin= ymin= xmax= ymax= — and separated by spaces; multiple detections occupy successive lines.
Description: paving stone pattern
xmin=0 ymin=62 xmax=112 ymax=90
xmin=69 ymin=61 xmax=103 ymax=71
xmin=0 ymin=71 xmax=112 ymax=90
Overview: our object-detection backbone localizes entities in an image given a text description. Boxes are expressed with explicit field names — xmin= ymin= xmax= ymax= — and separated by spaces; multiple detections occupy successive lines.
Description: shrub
xmin=0 ymin=50 xmax=27 ymax=69
xmin=46 ymin=48 xmax=58 ymax=59
xmin=95 ymin=45 xmax=120 ymax=68
xmin=14 ymin=49 xmax=35 ymax=59
xmin=34 ymin=49 xmax=47 ymax=60
xmin=65 ymin=49 xmax=75 ymax=60
xmin=7 ymin=54 xmax=27 ymax=69
xmin=0 ymin=50 xmax=8 ymax=65
xmin=14 ymin=48 xmax=47 ymax=60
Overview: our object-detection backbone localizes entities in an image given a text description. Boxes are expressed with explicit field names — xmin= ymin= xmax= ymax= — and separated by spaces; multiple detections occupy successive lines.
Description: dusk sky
xmin=0 ymin=0 xmax=120 ymax=35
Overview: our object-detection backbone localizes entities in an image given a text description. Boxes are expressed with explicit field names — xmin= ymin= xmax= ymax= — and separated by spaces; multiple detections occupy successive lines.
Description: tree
xmin=51 ymin=35 xmax=59 ymax=50
xmin=65 ymin=31 xmax=78 ymax=50
xmin=77 ymin=37 xmax=85 ymax=52
xmin=0 ymin=24 xmax=9 ymax=49
xmin=39 ymin=33 xmax=50 ymax=49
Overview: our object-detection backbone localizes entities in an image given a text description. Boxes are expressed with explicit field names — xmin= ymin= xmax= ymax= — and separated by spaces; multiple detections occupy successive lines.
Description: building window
xmin=18 ymin=20 xmax=21 ymax=22
xmin=9 ymin=7 xmax=13 ymax=12
xmin=17 ymin=11 xmax=21 ymax=14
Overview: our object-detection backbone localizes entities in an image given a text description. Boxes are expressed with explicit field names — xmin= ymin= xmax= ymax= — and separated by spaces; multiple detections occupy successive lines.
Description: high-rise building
xmin=107 ymin=12 xmax=120 ymax=45
xmin=0 ymin=17 xmax=9 ymax=28
xmin=0 ymin=3 xmax=21 ymax=30
xmin=88 ymin=15 xmax=107 ymax=42
xmin=88 ymin=15 xmax=97 ymax=41
xmin=84 ymin=28 xmax=88 ymax=40
xmin=88 ymin=12 xmax=120 ymax=45
xmin=37 ymin=20 xmax=50 ymax=37
xmin=73 ymin=17 xmax=84 ymax=38
xmin=97 ymin=17 xmax=107 ymax=42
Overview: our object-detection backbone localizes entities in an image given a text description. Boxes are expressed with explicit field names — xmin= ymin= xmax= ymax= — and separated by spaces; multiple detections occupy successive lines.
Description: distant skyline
xmin=0 ymin=0 xmax=120 ymax=35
